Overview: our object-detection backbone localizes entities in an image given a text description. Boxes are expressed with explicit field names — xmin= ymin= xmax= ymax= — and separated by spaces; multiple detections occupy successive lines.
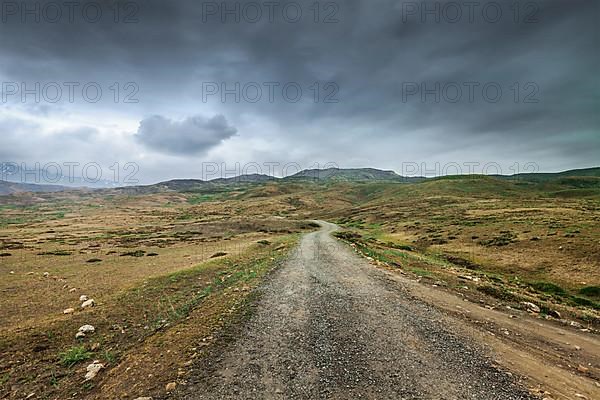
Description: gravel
xmin=179 ymin=221 xmax=534 ymax=399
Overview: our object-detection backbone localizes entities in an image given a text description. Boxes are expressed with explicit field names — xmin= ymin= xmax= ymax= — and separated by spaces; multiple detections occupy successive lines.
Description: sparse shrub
xmin=103 ymin=350 xmax=117 ymax=365
xmin=530 ymin=281 xmax=566 ymax=296
xmin=60 ymin=346 xmax=93 ymax=367
xmin=477 ymin=285 xmax=519 ymax=302
xmin=333 ymin=231 xmax=362 ymax=241
xmin=38 ymin=250 xmax=72 ymax=256
xmin=579 ymin=286 xmax=600 ymax=299
xmin=257 ymin=240 xmax=271 ymax=245
xmin=444 ymin=255 xmax=480 ymax=270
xmin=146 ymin=252 xmax=159 ymax=257
xmin=479 ymin=231 xmax=517 ymax=247
xmin=211 ymin=252 xmax=227 ymax=258
xmin=120 ymin=250 xmax=146 ymax=257
xmin=386 ymin=242 xmax=413 ymax=251
xmin=86 ymin=258 xmax=102 ymax=263
xmin=569 ymin=296 xmax=600 ymax=310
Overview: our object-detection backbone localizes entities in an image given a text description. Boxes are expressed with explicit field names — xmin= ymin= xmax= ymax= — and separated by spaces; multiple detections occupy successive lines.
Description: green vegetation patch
xmin=579 ymin=286 xmax=600 ymax=299
xmin=59 ymin=346 xmax=93 ymax=367
xmin=187 ymin=194 xmax=217 ymax=204
xmin=529 ymin=281 xmax=567 ymax=296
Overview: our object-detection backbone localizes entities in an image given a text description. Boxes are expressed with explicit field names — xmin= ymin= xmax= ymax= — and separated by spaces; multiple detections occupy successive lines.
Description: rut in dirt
xmin=178 ymin=221 xmax=534 ymax=400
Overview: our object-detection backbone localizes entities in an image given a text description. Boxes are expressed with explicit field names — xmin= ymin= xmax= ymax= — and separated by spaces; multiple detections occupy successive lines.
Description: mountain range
xmin=1 ymin=167 xmax=599 ymax=196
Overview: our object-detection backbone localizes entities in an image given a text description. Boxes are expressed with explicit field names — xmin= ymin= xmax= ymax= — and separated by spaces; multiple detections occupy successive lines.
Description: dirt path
xmin=178 ymin=221 xmax=534 ymax=399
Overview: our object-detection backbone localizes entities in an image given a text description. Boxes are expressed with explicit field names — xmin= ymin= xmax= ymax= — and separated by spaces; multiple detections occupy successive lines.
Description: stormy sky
xmin=0 ymin=0 xmax=598 ymax=184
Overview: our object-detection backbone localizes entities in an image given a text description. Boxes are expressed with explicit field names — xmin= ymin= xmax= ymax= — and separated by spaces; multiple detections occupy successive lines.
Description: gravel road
xmin=180 ymin=221 xmax=534 ymax=399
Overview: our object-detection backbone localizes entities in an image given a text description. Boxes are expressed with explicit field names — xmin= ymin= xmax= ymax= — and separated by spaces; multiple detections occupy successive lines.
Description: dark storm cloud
xmin=0 ymin=0 xmax=598 ymax=178
xmin=135 ymin=114 xmax=237 ymax=155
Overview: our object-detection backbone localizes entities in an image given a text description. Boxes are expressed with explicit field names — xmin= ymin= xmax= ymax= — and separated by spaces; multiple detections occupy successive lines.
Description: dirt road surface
xmin=178 ymin=221 xmax=537 ymax=399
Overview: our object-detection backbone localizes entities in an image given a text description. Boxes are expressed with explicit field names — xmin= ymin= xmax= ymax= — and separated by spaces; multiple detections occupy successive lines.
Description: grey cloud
xmin=134 ymin=114 xmax=237 ymax=155
xmin=0 ymin=116 xmax=103 ymax=161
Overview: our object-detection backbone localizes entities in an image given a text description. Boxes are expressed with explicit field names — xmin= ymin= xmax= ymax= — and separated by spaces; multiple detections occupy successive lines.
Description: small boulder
xmin=85 ymin=361 xmax=104 ymax=380
xmin=79 ymin=295 xmax=89 ymax=302
xmin=63 ymin=308 xmax=75 ymax=314
xmin=81 ymin=299 xmax=95 ymax=309
xmin=577 ymin=365 xmax=589 ymax=373
xmin=165 ymin=382 xmax=177 ymax=392
xmin=548 ymin=310 xmax=562 ymax=319
xmin=43 ymin=272 xmax=50 ymax=277
xmin=522 ymin=302 xmax=540 ymax=313
xmin=75 ymin=331 xmax=86 ymax=339
xmin=78 ymin=325 xmax=95 ymax=334
xmin=570 ymin=321 xmax=584 ymax=329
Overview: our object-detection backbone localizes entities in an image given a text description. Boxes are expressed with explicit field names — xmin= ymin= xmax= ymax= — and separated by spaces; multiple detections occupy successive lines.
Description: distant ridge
xmin=0 ymin=180 xmax=70 ymax=195
xmin=123 ymin=166 xmax=600 ymax=193
xmin=286 ymin=167 xmax=419 ymax=182
xmin=1 ymin=167 xmax=599 ymax=195
xmin=495 ymin=167 xmax=600 ymax=181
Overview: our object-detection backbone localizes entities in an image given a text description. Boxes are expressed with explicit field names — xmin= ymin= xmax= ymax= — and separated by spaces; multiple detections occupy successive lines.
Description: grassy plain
xmin=1 ymin=171 xmax=599 ymax=398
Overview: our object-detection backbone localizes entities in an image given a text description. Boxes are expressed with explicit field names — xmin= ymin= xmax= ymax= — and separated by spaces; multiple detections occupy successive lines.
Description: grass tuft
xmin=59 ymin=346 xmax=93 ymax=367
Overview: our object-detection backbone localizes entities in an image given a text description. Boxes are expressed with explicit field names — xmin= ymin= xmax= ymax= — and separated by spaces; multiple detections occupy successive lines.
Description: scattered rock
xmin=91 ymin=342 xmax=101 ymax=351
xmin=521 ymin=302 xmax=540 ymax=313
xmin=43 ymin=272 xmax=50 ymax=277
xmin=85 ymin=361 xmax=104 ymax=380
xmin=9 ymin=271 xmax=14 ymax=274
xmin=569 ymin=321 xmax=583 ymax=329
xmin=79 ymin=324 xmax=95 ymax=334
xmin=80 ymin=295 xmax=89 ymax=302
xmin=133 ymin=397 xmax=153 ymax=400
xmin=577 ymin=365 xmax=589 ymax=373
xmin=75 ymin=331 xmax=86 ymax=339
xmin=63 ymin=308 xmax=75 ymax=314
xmin=81 ymin=299 xmax=95 ymax=309
xmin=166 ymin=382 xmax=177 ymax=392
xmin=69 ymin=288 xmax=77 ymax=292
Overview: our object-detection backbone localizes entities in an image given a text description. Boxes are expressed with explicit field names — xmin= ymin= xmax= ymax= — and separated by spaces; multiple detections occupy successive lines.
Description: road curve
xmin=179 ymin=221 xmax=533 ymax=399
